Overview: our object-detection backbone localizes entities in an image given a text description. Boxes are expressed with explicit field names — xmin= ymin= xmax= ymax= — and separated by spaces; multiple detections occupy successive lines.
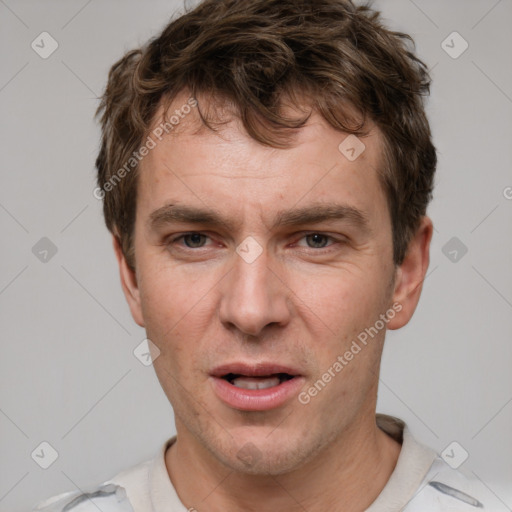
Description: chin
xmin=228 ymin=449 xmax=304 ymax=476
xmin=217 ymin=430 xmax=319 ymax=476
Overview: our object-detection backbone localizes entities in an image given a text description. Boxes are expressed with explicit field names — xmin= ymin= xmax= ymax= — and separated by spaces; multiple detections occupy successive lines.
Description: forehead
xmin=138 ymin=91 xmax=388 ymax=227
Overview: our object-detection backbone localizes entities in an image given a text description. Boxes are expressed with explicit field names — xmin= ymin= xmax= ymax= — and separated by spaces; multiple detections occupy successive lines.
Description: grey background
xmin=1 ymin=0 xmax=511 ymax=510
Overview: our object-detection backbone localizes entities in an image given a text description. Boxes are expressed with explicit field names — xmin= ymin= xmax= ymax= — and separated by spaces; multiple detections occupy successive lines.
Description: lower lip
xmin=210 ymin=376 xmax=305 ymax=411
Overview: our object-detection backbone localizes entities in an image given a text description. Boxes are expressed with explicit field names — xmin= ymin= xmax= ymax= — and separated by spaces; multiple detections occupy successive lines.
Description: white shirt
xmin=33 ymin=414 xmax=496 ymax=511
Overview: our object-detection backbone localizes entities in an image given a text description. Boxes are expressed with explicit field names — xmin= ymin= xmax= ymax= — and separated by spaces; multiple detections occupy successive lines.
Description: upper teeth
xmin=232 ymin=376 xmax=281 ymax=390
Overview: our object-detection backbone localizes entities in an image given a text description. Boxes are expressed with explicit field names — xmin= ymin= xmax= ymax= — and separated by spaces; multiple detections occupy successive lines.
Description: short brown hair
xmin=95 ymin=0 xmax=436 ymax=269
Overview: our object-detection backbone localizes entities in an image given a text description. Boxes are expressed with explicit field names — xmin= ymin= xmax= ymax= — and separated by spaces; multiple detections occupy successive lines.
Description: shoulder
xmin=405 ymin=456 xmax=501 ymax=511
xmin=32 ymin=460 xmax=151 ymax=512
xmin=32 ymin=483 xmax=135 ymax=512
xmin=375 ymin=415 xmax=503 ymax=512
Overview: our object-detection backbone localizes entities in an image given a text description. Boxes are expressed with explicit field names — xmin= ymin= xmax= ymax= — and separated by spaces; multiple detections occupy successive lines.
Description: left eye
xmin=298 ymin=233 xmax=336 ymax=249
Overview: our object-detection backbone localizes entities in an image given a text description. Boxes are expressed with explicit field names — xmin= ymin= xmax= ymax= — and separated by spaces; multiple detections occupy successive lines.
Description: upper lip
xmin=210 ymin=362 xmax=302 ymax=378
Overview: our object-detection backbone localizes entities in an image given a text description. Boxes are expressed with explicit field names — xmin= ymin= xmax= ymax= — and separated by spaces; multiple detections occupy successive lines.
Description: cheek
xmin=296 ymin=265 xmax=390 ymax=330
xmin=137 ymin=255 xmax=212 ymax=329
xmin=291 ymin=263 xmax=394 ymax=393
xmin=136 ymin=264 xmax=221 ymax=385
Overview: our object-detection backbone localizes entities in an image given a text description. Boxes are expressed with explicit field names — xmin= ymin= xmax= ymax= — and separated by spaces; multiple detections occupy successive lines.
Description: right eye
xmin=172 ymin=233 xmax=210 ymax=248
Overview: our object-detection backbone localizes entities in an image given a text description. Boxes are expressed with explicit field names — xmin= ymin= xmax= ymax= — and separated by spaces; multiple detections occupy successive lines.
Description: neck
xmin=165 ymin=415 xmax=401 ymax=512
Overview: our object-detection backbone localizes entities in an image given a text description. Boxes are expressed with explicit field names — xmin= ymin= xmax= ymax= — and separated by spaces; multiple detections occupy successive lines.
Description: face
xmin=115 ymin=92 xmax=431 ymax=475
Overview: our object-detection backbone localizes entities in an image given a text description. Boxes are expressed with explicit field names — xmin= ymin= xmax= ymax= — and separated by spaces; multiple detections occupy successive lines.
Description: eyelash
xmin=167 ymin=232 xmax=343 ymax=252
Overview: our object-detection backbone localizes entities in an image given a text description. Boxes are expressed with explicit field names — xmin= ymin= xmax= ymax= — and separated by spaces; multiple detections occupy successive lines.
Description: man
xmin=34 ymin=0 xmax=492 ymax=510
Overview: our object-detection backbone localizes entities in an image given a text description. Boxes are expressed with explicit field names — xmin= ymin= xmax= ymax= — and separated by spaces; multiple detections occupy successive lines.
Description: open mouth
xmin=222 ymin=373 xmax=295 ymax=390
xmin=210 ymin=364 xmax=304 ymax=410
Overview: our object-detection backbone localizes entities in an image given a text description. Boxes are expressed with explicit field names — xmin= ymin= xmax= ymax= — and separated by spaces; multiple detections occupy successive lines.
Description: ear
xmin=112 ymin=235 xmax=145 ymax=327
xmin=387 ymin=216 xmax=433 ymax=330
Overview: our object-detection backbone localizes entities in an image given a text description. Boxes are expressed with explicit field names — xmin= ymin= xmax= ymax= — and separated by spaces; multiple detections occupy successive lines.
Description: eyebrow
xmin=148 ymin=202 xmax=371 ymax=233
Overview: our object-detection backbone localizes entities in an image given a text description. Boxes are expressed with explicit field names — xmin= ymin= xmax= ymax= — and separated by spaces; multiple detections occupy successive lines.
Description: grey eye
xmin=305 ymin=234 xmax=329 ymax=248
xmin=183 ymin=233 xmax=207 ymax=248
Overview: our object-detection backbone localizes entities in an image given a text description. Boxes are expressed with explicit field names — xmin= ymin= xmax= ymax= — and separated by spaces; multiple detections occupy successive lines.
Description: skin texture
xmin=113 ymin=92 xmax=433 ymax=512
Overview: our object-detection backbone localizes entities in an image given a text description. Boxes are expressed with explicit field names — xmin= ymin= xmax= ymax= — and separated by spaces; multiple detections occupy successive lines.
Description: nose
xmin=218 ymin=244 xmax=291 ymax=338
